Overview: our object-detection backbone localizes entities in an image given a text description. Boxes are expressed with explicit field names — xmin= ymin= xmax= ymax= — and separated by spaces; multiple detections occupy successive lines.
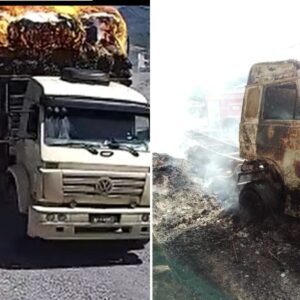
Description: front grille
xmin=62 ymin=173 xmax=146 ymax=203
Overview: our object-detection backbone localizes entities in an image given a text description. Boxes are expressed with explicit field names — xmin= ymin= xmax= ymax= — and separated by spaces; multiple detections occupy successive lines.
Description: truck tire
xmin=7 ymin=175 xmax=27 ymax=239
xmin=239 ymin=181 xmax=283 ymax=224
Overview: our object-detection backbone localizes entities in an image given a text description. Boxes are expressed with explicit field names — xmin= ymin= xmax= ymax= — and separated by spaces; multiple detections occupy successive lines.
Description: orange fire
xmin=0 ymin=6 xmax=119 ymax=16
xmin=0 ymin=6 xmax=128 ymax=55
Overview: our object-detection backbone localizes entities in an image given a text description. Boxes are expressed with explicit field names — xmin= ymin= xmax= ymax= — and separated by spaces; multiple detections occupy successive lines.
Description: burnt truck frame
xmin=238 ymin=60 xmax=300 ymax=220
xmin=0 ymin=69 xmax=150 ymax=242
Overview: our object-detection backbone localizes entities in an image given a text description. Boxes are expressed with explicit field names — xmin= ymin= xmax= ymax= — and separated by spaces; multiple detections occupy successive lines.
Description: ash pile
xmin=153 ymin=153 xmax=221 ymax=243
xmin=0 ymin=7 xmax=132 ymax=85
xmin=153 ymin=152 xmax=300 ymax=299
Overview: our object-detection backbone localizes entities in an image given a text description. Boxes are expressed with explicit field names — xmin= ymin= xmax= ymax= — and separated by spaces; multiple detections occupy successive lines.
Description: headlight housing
xmin=40 ymin=168 xmax=63 ymax=203
xmin=140 ymin=173 xmax=150 ymax=206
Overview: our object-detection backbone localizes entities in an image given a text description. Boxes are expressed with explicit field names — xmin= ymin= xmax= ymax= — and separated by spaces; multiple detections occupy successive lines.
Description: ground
xmin=0 ymin=200 xmax=149 ymax=300
xmin=153 ymin=152 xmax=300 ymax=300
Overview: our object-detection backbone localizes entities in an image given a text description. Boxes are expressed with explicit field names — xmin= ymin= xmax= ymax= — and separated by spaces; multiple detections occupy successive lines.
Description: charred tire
xmin=239 ymin=184 xmax=266 ymax=223
xmin=239 ymin=181 xmax=283 ymax=224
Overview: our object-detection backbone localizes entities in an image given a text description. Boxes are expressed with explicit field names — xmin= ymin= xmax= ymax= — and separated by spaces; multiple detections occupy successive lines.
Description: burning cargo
xmin=0 ymin=6 xmax=131 ymax=85
xmin=7 ymin=13 xmax=85 ymax=51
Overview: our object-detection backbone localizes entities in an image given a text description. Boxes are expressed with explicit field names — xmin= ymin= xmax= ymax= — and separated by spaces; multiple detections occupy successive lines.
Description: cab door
xmin=16 ymin=97 xmax=41 ymax=199
xmin=256 ymin=80 xmax=300 ymax=189
xmin=239 ymin=85 xmax=261 ymax=159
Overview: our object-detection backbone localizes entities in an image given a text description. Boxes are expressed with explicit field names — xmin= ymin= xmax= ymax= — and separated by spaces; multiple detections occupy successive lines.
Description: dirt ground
xmin=153 ymin=152 xmax=300 ymax=300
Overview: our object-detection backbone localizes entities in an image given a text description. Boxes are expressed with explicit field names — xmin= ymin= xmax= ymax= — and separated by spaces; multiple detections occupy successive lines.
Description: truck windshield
xmin=44 ymin=106 xmax=149 ymax=151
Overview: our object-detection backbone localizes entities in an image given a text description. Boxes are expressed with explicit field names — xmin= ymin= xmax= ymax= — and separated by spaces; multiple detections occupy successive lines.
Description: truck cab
xmin=238 ymin=60 xmax=300 ymax=220
xmin=1 ymin=69 xmax=150 ymax=241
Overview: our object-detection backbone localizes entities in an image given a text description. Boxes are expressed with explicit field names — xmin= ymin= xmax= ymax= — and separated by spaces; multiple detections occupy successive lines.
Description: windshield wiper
xmin=106 ymin=139 xmax=139 ymax=157
xmin=49 ymin=142 xmax=99 ymax=155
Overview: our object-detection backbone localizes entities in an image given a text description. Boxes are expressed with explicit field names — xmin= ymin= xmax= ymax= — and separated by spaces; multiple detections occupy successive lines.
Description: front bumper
xmin=28 ymin=205 xmax=150 ymax=240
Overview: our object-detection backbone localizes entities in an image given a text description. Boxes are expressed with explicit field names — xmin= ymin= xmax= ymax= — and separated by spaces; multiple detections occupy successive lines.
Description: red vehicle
xmin=219 ymin=90 xmax=244 ymax=129
xmin=187 ymin=87 xmax=244 ymax=141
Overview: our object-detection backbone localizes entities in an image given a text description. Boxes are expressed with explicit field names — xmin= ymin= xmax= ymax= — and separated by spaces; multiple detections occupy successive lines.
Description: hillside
xmin=118 ymin=6 xmax=150 ymax=49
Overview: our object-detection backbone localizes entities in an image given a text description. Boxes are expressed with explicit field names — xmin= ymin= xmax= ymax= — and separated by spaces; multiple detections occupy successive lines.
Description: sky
xmin=151 ymin=0 xmax=300 ymax=155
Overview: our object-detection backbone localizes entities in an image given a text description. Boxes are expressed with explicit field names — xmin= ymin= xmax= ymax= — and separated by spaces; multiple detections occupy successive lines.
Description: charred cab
xmin=238 ymin=60 xmax=300 ymax=222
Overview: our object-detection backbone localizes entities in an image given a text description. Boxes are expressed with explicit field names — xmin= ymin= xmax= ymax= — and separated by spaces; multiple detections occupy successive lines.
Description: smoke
xmin=152 ymin=0 xmax=300 ymax=155
xmin=185 ymin=141 xmax=240 ymax=210
xmin=151 ymin=56 xmax=246 ymax=208
xmin=151 ymin=57 xmax=243 ymax=203
xmin=151 ymin=43 xmax=244 ymax=207
xmin=151 ymin=0 xmax=300 ymax=208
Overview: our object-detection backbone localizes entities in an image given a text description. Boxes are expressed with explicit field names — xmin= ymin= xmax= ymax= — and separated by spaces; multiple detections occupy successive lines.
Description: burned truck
xmin=238 ymin=60 xmax=300 ymax=221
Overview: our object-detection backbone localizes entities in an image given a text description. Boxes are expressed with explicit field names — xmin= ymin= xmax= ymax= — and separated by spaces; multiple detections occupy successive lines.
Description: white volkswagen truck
xmin=0 ymin=68 xmax=150 ymax=243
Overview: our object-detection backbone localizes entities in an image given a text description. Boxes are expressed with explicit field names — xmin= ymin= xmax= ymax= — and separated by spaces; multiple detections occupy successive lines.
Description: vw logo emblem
xmin=96 ymin=177 xmax=113 ymax=194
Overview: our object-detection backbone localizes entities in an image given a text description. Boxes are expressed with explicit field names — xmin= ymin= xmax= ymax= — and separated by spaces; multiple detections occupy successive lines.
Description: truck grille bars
xmin=62 ymin=172 xmax=146 ymax=206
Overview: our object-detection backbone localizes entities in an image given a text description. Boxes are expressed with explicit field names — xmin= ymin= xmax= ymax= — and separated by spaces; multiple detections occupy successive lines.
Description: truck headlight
xmin=57 ymin=213 xmax=67 ymax=222
xmin=46 ymin=213 xmax=56 ymax=222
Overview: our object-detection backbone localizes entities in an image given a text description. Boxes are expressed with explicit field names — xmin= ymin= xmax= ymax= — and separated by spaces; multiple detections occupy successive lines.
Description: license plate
xmin=90 ymin=214 xmax=119 ymax=224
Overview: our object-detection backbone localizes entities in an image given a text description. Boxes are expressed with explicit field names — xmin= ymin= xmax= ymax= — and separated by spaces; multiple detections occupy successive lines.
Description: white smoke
xmin=152 ymin=0 xmax=300 ymax=156
xmin=151 ymin=0 xmax=300 ymax=152
xmin=151 ymin=0 xmax=300 ymax=208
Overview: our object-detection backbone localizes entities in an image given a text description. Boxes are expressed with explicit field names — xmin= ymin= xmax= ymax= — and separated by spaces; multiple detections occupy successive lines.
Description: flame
xmin=0 ymin=5 xmax=120 ymax=16
xmin=0 ymin=13 xmax=10 ymax=46
xmin=0 ymin=6 xmax=127 ymax=55
xmin=0 ymin=6 xmax=79 ymax=17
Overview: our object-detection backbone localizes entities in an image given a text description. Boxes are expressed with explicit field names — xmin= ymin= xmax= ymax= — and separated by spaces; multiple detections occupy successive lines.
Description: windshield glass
xmin=44 ymin=105 xmax=150 ymax=151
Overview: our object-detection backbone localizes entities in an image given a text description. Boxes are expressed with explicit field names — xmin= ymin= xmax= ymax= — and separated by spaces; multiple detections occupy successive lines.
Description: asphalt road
xmin=0 ymin=201 xmax=150 ymax=300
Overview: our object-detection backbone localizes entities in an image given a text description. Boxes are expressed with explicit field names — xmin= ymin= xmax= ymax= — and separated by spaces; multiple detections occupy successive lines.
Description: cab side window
xmin=263 ymin=83 xmax=297 ymax=120
xmin=244 ymin=87 xmax=260 ymax=119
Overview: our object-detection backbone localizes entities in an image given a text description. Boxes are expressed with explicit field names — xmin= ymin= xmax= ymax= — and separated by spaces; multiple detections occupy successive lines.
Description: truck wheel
xmin=239 ymin=181 xmax=283 ymax=224
xmin=239 ymin=183 xmax=266 ymax=224
xmin=6 ymin=175 xmax=27 ymax=239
